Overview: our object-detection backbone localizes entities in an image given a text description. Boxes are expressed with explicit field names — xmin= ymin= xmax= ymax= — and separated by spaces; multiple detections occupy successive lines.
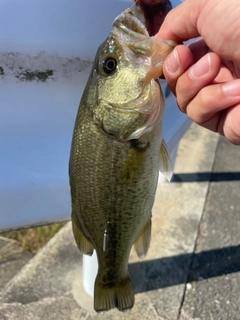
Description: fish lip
xmin=112 ymin=10 xmax=151 ymax=56
xmin=113 ymin=10 xmax=149 ymax=38
xmin=112 ymin=11 xmax=158 ymax=91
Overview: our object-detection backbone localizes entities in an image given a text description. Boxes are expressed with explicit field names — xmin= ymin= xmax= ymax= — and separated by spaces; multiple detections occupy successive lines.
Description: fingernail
xmin=166 ymin=48 xmax=179 ymax=73
xmin=222 ymin=80 xmax=240 ymax=97
xmin=189 ymin=54 xmax=211 ymax=78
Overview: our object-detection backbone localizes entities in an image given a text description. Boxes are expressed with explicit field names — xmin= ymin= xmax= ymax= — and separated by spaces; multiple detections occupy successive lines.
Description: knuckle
xmin=198 ymin=85 xmax=223 ymax=107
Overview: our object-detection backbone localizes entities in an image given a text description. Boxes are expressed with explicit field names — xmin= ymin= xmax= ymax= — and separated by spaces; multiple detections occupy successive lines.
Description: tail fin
xmin=94 ymin=274 xmax=134 ymax=313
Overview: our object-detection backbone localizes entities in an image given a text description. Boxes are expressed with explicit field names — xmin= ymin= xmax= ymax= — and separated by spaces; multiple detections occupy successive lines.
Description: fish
xmin=69 ymin=9 xmax=177 ymax=313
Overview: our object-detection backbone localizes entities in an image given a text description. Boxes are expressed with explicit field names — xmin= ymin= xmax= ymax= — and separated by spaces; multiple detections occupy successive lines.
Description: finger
xmin=163 ymin=45 xmax=194 ymax=95
xmin=188 ymin=38 xmax=210 ymax=62
xmin=185 ymin=79 xmax=240 ymax=133
xmin=221 ymin=103 xmax=240 ymax=145
xmin=176 ymin=52 xmax=222 ymax=112
xmin=188 ymin=40 xmax=240 ymax=81
xmin=155 ymin=0 xmax=202 ymax=41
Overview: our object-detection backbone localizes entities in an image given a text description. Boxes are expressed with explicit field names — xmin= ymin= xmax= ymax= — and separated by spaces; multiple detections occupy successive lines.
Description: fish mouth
xmin=112 ymin=9 xmax=152 ymax=58
xmin=110 ymin=10 xmax=163 ymax=112
xmin=97 ymin=10 xmax=165 ymax=139
xmin=107 ymin=10 xmax=154 ymax=112
xmin=113 ymin=9 xmax=149 ymax=38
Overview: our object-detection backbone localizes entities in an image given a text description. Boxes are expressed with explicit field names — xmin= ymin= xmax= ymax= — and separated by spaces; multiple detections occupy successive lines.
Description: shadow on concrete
xmin=172 ymin=172 xmax=240 ymax=183
xmin=129 ymin=244 xmax=240 ymax=294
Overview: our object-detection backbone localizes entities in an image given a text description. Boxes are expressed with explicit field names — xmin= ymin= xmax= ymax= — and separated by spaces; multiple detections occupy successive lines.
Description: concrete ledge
xmin=0 ymin=124 xmax=219 ymax=320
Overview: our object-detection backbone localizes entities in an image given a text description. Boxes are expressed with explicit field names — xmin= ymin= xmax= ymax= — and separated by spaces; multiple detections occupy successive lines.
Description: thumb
xmin=155 ymin=0 xmax=201 ymax=42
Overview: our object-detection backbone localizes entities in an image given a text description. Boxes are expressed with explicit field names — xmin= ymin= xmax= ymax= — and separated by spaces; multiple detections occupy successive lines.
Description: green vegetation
xmin=0 ymin=223 xmax=65 ymax=254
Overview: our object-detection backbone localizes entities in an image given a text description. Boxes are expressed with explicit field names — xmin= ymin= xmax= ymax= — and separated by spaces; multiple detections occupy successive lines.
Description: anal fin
xmin=71 ymin=210 xmax=94 ymax=256
xmin=134 ymin=218 xmax=152 ymax=259
xmin=159 ymin=139 xmax=172 ymax=182
xmin=94 ymin=274 xmax=134 ymax=312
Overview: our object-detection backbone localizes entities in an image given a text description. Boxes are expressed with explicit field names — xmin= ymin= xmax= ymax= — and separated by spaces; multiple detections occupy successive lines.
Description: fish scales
xmin=69 ymin=9 xmax=177 ymax=313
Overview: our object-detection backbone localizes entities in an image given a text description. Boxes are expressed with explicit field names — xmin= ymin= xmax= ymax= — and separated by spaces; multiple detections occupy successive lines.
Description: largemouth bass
xmin=69 ymin=10 xmax=177 ymax=313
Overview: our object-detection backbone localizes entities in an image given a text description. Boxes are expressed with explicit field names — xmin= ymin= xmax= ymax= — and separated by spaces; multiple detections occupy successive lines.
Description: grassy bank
xmin=0 ymin=223 xmax=65 ymax=254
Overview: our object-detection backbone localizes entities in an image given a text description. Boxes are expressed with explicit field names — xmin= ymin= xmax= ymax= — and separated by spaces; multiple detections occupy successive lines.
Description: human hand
xmin=156 ymin=0 xmax=240 ymax=145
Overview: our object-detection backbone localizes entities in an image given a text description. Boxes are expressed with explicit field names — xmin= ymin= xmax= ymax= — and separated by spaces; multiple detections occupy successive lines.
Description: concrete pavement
xmin=180 ymin=136 xmax=240 ymax=320
xmin=1 ymin=123 xmax=240 ymax=320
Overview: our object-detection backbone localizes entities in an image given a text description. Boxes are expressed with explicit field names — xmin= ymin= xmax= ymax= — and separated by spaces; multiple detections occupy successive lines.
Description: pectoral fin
xmin=134 ymin=219 xmax=152 ymax=259
xmin=121 ymin=140 xmax=148 ymax=186
xmin=159 ymin=139 xmax=172 ymax=182
xmin=72 ymin=210 xmax=94 ymax=256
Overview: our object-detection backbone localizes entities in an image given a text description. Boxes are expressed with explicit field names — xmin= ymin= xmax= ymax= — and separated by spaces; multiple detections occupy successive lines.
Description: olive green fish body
xmin=69 ymin=10 xmax=177 ymax=313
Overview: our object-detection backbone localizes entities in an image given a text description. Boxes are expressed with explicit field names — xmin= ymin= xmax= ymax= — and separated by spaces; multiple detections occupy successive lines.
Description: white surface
xmin=0 ymin=0 xmax=132 ymax=59
xmin=0 ymin=0 xmax=190 ymax=231
xmin=0 ymin=75 xmax=190 ymax=231
xmin=82 ymin=251 xmax=98 ymax=297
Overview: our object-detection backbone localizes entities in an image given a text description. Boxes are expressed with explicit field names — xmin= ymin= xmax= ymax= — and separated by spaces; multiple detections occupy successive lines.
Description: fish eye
xmin=102 ymin=57 xmax=117 ymax=74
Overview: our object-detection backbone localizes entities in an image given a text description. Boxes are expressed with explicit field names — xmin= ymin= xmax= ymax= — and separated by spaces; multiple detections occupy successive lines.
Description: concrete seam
xmin=177 ymin=134 xmax=220 ymax=319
